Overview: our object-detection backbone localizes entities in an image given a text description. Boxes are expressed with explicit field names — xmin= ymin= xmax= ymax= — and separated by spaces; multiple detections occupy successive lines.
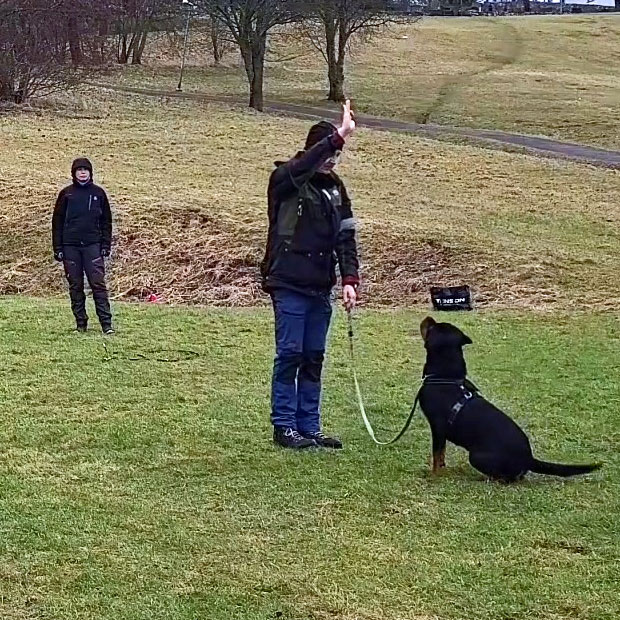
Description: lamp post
xmin=177 ymin=0 xmax=195 ymax=92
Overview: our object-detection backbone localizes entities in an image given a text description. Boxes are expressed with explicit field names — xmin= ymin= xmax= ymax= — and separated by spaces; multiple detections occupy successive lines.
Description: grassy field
xmin=110 ymin=15 xmax=620 ymax=149
xmin=1 ymin=13 xmax=619 ymax=620
xmin=0 ymin=296 xmax=618 ymax=620
xmin=1 ymin=93 xmax=618 ymax=308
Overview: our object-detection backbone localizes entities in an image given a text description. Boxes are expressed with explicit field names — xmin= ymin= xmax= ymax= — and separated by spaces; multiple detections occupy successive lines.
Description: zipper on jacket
xmin=88 ymin=195 xmax=92 ymax=211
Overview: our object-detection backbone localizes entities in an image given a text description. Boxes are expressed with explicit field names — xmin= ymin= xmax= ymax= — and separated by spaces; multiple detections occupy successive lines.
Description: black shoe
xmin=102 ymin=326 xmax=115 ymax=335
xmin=76 ymin=324 xmax=87 ymax=333
xmin=301 ymin=431 xmax=343 ymax=449
xmin=273 ymin=427 xmax=317 ymax=450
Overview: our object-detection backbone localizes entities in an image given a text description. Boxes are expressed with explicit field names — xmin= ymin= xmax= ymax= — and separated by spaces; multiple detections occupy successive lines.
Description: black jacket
xmin=261 ymin=132 xmax=360 ymax=295
xmin=52 ymin=180 xmax=112 ymax=251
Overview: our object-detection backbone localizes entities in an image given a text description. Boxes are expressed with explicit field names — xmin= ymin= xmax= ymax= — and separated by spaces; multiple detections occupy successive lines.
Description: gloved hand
xmin=54 ymin=250 xmax=64 ymax=262
xmin=101 ymin=247 xmax=111 ymax=258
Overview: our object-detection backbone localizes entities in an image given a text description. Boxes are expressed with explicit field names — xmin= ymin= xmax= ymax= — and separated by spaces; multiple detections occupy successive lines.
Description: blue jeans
xmin=271 ymin=288 xmax=333 ymax=434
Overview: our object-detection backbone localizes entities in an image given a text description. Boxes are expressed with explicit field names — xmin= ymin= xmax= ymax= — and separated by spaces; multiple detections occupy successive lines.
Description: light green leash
xmin=346 ymin=309 xmax=422 ymax=446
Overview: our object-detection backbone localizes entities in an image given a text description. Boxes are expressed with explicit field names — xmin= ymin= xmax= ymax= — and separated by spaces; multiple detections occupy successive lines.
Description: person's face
xmin=75 ymin=167 xmax=91 ymax=183
xmin=318 ymin=150 xmax=342 ymax=174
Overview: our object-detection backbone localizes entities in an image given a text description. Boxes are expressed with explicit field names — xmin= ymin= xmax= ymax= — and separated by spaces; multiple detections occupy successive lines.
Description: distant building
xmin=388 ymin=0 xmax=618 ymax=12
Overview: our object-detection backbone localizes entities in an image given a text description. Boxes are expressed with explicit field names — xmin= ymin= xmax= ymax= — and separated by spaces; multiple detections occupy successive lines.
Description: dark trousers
xmin=63 ymin=244 xmax=112 ymax=328
xmin=271 ymin=288 xmax=333 ymax=434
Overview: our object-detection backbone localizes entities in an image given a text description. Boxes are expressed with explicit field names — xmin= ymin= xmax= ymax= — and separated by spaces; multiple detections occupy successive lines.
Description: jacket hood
xmin=71 ymin=157 xmax=93 ymax=183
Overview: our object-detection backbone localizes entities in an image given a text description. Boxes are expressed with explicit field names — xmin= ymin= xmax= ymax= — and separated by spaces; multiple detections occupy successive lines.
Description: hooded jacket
xmin=261 ymin=130 xmax=360 ymax=295
xmin=52 ymin=158 xmax=112 ymax=252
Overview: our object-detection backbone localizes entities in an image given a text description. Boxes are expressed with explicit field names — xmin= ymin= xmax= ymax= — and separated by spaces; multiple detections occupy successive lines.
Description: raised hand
xmin=337 ymin=99 xmax=356 ymax=140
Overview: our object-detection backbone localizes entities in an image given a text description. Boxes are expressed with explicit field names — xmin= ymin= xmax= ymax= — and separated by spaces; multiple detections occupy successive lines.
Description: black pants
xmin=63 ymin=244 xmax=112 ymax=328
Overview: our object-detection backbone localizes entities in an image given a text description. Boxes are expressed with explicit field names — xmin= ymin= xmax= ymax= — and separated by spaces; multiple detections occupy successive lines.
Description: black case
xmin=430 ymin=285 xmax=473 ymax=311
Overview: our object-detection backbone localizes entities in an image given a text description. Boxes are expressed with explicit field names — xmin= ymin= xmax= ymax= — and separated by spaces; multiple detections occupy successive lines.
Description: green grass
xmin=112 ymin=15 xmax=620 ymax=149
xmin=1 ymin=296 xmax=618 ymax=619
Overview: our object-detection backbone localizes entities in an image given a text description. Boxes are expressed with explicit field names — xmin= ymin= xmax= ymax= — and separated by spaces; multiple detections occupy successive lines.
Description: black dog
xmin=418 ymin=317 xmax=601 ymax=482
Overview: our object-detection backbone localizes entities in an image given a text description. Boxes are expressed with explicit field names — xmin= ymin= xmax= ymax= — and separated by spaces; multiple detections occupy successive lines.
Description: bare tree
xmin=303 ymin=0 xmax=407 ymax=102
xmin=58 ymin=0 xmax=115 ymax=66
xmin=207 ymin=11 xmax=233 ymax=66
xmin=199 ymin=0 xmax=301 ymax=111
xmin=111 ymin=0 xmax=178 ymax=65
xmin=0 ymin=0 xmax=115 ymax=103
xmin=0 ymin=1 xmax=81 ymax=102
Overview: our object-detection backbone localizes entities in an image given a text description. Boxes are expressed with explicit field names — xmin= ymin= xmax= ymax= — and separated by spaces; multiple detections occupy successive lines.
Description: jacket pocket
xmin=89 ymin=194 xmax=102 ymax=218
xmin=272 ymin=245 xmax=332 ymax=289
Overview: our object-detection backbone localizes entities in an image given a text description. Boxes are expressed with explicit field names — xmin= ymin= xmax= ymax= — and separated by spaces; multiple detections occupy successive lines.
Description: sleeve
xmin=100 ymin=190 xmax=112 ymax=250
xmin=52 ymin=189 xmax=67 ymax=252
xmin=270 ymin=132 xmax=345 ymax=202
xmin=335 ymin=180 xmax=360 ymax=288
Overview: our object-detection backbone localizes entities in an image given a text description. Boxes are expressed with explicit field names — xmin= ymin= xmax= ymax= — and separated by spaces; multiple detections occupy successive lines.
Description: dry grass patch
xmin=0 ymin=93 xmax=618 ymax=308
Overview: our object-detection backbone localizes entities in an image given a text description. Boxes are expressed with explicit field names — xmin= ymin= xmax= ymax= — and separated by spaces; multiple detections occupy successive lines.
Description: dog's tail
xmin=530 ymin=459 xmax=601 ymax=478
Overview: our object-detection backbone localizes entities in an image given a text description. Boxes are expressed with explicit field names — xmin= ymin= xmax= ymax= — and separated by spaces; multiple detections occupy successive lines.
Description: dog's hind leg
xmin=469 ymin=452 xmax=523 ymax=483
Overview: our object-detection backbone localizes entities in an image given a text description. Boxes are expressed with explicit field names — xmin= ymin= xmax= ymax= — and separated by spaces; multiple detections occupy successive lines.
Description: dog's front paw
xmin=432 ymin=450 xmax=447 ymax=473
xmin=431 ymin=461 xmax=447 ymax=475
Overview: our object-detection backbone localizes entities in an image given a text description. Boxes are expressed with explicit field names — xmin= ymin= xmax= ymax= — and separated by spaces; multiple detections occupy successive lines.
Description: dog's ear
xmin=461 ymin=332 xmax=473 ymax=346
xmin=420 ymin=316 xmax=436 ymax=341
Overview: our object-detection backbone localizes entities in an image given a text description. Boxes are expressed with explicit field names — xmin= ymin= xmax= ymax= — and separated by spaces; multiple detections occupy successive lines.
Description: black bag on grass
xmin=430 ymin=285 xmax=473 ymax=311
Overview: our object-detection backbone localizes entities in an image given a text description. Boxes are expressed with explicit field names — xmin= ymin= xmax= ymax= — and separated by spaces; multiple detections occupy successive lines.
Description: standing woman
xmin=52 ymin=158 xmax=114 ymax=334
xmin=261 ymin=101 xmax=360 ymax=450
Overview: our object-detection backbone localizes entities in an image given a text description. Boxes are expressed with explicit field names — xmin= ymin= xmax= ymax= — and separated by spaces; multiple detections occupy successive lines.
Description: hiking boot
xmin=76 ymin=324 xmax=87 ymax=333
xmin=301 ymin=431 xmax=343 ymax=449
xmin=273 ymin=427 xmax=317 ymax=450
xmin=102 ymin=326 xmax=115 ymax=335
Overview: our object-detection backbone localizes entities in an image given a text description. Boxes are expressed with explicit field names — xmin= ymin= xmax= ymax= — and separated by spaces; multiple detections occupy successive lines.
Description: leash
xmin=346 ymin=309 xmax=422 ymax=445
xmin=345 ymin=309 xmax=483 ymax=445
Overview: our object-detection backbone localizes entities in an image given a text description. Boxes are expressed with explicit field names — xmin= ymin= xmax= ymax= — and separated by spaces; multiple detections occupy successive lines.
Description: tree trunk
xmin=239 ymin=44 xmax=254 ymax=86
xmin=132 ymin=30 xmax=149 ymax=65
xmin=330 ymin=17 xmax=348 ymax=103
xmin=67 ymin=17 xmax=82 ymax=67
xmin=211 ymin=19 xmax=222 ymax=66
xmin=97 ymin=19 xmax=109 ymax=64
xmin=126 ymin=31 xmax=140 ymax=61
xmin=118 ymin=32 xmax=139 ymax=64
xmin=249 ymin=34 xmax=266 ymax=111
xmin=323 ymin=17 xmax=343 ymax=102
xmin=117 ymin=34 xmax=129 ymax=64
xmin=0 ymin=77 xmax=14 ymax=102
xmin=15 ymin=67 xmax=30 ymax=104
xmin=238 ymin=28 xmax=266 ymax=110
xmin=328 ymin=53 xmax=345 ymax=102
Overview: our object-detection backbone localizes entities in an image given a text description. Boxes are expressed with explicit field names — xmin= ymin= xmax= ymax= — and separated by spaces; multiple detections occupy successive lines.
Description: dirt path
xmin=97 ymin=83 xmax=620 ymax=169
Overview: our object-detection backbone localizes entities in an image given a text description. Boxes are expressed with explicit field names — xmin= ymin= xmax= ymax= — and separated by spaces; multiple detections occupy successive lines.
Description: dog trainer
xmin=261 ymin=100 xmax=360 ymax=450
xmin=52 ymin=158 xmax=114 ymax=334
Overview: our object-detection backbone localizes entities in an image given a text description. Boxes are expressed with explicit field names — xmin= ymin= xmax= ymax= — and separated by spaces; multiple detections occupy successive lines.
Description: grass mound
xmin=1 ymin=93 xmax=618 ymax=308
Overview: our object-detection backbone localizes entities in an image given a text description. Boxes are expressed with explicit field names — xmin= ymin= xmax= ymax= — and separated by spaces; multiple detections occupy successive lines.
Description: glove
xmin=54 ymin=250 xmax=64 ymax=262
xmin=101 ymin=247 xmax=111 ymax=258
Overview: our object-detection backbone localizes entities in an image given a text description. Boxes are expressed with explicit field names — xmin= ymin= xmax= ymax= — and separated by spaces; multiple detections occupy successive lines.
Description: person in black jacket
xmin=261 ymin=100 xmax=359 ymax=450
xmin=52 ymin=158 xmax=114 ymax=334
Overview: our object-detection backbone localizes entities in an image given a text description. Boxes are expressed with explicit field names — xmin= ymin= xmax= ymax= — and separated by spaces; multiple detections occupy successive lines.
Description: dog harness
xmin=423 ymin=376 xmax=482 ymax=426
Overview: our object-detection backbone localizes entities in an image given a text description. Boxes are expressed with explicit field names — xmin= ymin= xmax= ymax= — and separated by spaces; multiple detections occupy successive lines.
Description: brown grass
xmin=112 ymin=15 xmax=620 ymax=150
xmin=0 ymin=92 xmax=618 ymax=308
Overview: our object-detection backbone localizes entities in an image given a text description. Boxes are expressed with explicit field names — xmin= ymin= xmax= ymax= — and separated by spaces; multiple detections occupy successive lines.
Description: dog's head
xmin=420 ymin=316 xmax=472 ymax=351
